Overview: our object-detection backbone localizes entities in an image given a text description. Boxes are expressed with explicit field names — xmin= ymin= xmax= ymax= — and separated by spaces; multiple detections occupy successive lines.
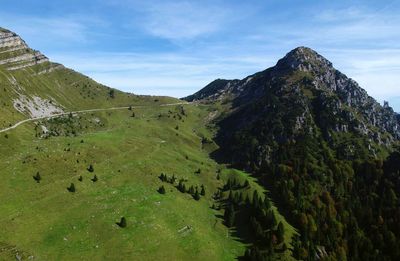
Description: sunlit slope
xmin=0 ymin=62 xmax=178 ymax=129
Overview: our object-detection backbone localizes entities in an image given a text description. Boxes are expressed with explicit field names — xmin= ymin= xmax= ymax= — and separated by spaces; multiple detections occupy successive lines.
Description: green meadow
xmin=0 ymin=103 xmax=294 ymax=260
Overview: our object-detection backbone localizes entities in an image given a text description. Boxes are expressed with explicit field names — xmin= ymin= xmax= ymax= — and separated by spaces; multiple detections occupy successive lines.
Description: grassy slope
xmin=0 ymin=57 xmax=296 ymax=259
xmin=0 ymin=62 xmax=178 ymax=129
xmin=0 ymin=104 xmax=244 ymax=260
xmin=0 ymin=102 xmax=296 ymax=260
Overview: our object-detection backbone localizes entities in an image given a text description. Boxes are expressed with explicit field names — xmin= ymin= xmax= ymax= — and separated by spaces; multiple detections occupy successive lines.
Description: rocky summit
xmin=185 ymin=47 xmax=400 ymax=152
xmin=0 ymin=27 xmax=51 ymax=71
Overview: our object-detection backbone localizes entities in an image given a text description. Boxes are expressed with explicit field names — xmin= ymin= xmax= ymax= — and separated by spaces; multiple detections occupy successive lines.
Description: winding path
xmin=0 ymin=102 xmax=189 ymax=134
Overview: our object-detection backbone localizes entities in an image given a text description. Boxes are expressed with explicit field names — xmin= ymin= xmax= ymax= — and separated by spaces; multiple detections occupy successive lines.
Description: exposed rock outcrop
xmin=184 ymin=47 xmax=400 ymax=147
xmin=0 ymin=27 xmax=51 ymax=71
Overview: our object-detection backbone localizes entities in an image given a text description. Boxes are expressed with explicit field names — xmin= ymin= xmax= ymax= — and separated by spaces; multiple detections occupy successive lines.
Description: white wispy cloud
xmin=125 ymin=0 xmax=246 ymax=42
xmin=2 ymin=2 xmax=399 ymax=111
xmin=49 ymin=51 xmax=276 ymax=97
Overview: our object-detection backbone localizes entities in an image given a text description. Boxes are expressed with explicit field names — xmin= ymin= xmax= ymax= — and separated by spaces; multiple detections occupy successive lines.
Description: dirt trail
xmin=0 ymin=102 xmax=189 ymax=133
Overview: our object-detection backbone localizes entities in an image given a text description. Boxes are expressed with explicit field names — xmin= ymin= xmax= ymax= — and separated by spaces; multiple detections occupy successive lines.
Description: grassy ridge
xmin=0 ymin=62 xmax=178 ymax=129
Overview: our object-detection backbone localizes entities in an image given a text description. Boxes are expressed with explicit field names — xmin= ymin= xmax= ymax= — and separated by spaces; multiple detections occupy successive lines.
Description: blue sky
xmin=1 ymin=0 xmax=399 ymax=111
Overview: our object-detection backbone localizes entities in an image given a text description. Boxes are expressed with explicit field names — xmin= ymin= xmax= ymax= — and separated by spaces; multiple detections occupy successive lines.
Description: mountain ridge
xmin=184 ymin=47 xmax=400 ymax=146
xmin=184 ymin=46 xmax=400 ymax=260
xmin=0 ymin=27 xmax=178 ymax=129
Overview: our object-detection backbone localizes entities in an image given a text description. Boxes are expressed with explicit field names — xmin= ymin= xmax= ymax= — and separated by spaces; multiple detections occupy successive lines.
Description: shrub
xmin=109 ymin=89 xmax=115 ymax=98
xmin=91 ymin=175 xmax=98 ymax=182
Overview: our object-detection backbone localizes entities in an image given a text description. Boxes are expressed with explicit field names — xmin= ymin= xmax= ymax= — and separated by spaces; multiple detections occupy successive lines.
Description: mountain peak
xmin=276 ymin=46 xmax=333 ymax=72
xmin=0 ymin=26 xmax=50 ymax=71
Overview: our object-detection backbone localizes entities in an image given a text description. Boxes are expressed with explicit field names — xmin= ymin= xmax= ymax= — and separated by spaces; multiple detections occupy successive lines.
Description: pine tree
xmin=117 ymin=217 xmax=127 ymax=228
xmin=67 ymin=183 xmax=76 ymax=192
xmin=128 ymin=106 xmax=132 ymax=111
xmin=267 ymin=210 xmax=277 ymax=228
xmin=231 ymin=178 xmax=237 ymax=188
xmin=159 ymin=173 xmax=166 ymax=182
xmin=91 ymin=175 xmax=98 ymax=182
xmin=87 ymin=164 xmax=94 ymax=173
xmin=33 ymin=172 xmax=41 ymax=183
xmin=200 ymin=185 xmax=206 ymax=196
xmin=158 ymin=185 xmax=166 ymax=194
xmin=189 ymin=185 xmax=195 ymax=195
xmin=277 ymin=221 xmax=285 ymax=243
xmin=193 ymin=188 xmax=200 ymax=201
xmin=224 ymin=204 xmax=235 ymax=227
xmin=78 ymin=175 xmax=83 ymax=182
xmin=252 ymin=190 xmax=259 ymax=208
xmin=264 ymin=197 xmax=271 ymax=209
xmin=177 ymin=180 xmax=186 ymax=193
xmin=131 ymin=112 xmax=135 ymax=117
xmin=228 ymin=190 xmax=234 ymax=202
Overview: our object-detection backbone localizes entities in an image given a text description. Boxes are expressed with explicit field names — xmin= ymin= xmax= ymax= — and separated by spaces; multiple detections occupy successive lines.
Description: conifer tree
xmin=177 ymin=180 xmax=186 ymax=193
xmin=193 ymin=188 xmax=200 ymax=200
xmin=224 ymin=204 xmax=235 ymax=227
xmin=228 ymin=190 xmax=234 ymax=202
xmin=87 ymin=164 xmax=94 ymax=173
xmin=264 ymin=197 xmax=271 ymax=209
xmin=33 ymin=172 xmax=41 ymax=183
xmin=158 ymin=185 xmax=166 ymax=194
xmin=159 ymin=173 xmax=166 ymax=182
xmin=91 ymin=175 xmax=98 ymax=182
xmin=117 ymin=217 xmax=127 ymax=228
xmin=253 ymin=190 xmax=259 ymax=207
xmin=200 ymin=185 xmax=205 ymax=196
xmin=277 ymin=222 xmax=285 ymax=243
xmin=67 ymin=183 xmax=76 ymax=192
xmin=189 ymin=185 xmax=195 ymax=195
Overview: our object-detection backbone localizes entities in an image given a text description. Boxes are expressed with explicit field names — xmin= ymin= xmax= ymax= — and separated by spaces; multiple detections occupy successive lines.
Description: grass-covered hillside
xmin=0 ymin=27 xmax=177 ymax=129
xmin=0 ymin=62 xmax=177 ymax=129
xmin=0 ymin=102 xmax=295 ymax=260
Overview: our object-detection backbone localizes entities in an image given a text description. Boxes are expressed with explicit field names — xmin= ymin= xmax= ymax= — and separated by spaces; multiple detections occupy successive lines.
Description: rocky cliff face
xmin=0 ymin=27 xmax=52 ymax=71
xmin=185 ymin=47 xmax=400 ymax=158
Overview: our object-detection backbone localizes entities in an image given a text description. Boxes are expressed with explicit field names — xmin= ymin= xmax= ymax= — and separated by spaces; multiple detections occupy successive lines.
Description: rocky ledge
xmin=0 ymin=27 xmax=51 ymax=71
